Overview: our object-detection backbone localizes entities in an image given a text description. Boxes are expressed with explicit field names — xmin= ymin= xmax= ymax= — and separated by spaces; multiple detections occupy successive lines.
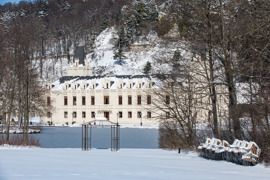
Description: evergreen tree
xmin=143 ymin=61 xmax=152 ymax=74
xmin=113 ymin=48 xmax=126 ymax=65
xmin=171 ymin=48 xmax=181 ymax=68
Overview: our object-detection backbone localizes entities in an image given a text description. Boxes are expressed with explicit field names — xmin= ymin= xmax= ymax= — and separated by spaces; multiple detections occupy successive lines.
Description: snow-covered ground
xmin=0 ymin=148 xmax=269 ymax=180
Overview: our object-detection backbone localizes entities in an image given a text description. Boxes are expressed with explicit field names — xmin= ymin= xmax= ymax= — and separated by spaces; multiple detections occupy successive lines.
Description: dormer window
xmin=76 ymin=62 xmax=78 ymax=66
xmin=83 ymin=85 xmax=86 ymax=89
xmin=120 ymin=84 xmax=122 ymax=89
xmin=66 ymin=85 xmax=68 ymax=89
xmin=74 ymin=85 xmax=77 ymax=90
xmin=139 ymin=83 xmax=141 ymax=88
xmin=130 ymin=84 xmax=132 ymax=88
xmin=92 ymin=84 xmax=95 ymax=89
xmin=106 ymin=83 xmax=109 ymax=89
xmin=149 ymin=83 xmax=151 ymax=88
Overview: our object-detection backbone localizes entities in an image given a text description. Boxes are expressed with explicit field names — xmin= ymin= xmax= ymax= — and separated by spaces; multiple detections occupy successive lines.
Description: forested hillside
xmin=0 ymin=0 xmax=270 ymax=162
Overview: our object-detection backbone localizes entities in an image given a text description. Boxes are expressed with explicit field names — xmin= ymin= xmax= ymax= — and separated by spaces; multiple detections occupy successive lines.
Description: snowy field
xmin=0 ymin=148 xmax=269 ymax=180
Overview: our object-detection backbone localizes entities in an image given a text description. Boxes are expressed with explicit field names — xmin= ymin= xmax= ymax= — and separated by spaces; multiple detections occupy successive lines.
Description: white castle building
xmin=41 ymin=56 xmax=157 ymax=125
xmin=41 ymin=47 xmax=229 ymax=126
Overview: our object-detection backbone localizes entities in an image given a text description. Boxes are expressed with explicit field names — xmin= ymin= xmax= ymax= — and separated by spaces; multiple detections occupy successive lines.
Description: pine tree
xmin=171 ymin=48 xmax=181 ymax=68
xmin=143 ymin=61 xmax=152 ymax=74
xmin=113 ymin=48 xmax=127 ymax=65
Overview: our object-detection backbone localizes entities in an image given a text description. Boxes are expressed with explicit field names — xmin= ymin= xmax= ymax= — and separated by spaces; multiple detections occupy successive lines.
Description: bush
xmin=0 ymin=135 xmax=40 ymax=147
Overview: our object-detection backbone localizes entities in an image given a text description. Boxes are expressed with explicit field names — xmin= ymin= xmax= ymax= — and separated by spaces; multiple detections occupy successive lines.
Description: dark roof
xmin=59 ymin=75 xmax=152 ymax=84
xmin=74 ymin=46 xmax=86 ymax=65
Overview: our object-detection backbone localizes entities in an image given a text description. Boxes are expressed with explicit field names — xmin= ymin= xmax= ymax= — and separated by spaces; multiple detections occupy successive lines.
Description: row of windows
xmin=62 ymin=111 xmax=152 ymax=119
xmin=64 ymin=82 xmax=152 ymax=90
xmin=62 ymin=95 xmax=154 ymax=106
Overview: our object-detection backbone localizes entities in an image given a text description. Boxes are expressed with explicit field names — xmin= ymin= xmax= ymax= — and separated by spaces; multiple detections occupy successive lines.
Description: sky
xmin=0 ymin=0 xmax=25 ymax=5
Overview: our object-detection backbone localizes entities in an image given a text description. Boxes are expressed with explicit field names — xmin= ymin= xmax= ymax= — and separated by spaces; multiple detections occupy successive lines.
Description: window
xmin=166 ymin=112 xmax=170 ymax=118
xmin=118 ymin=96 xmax=122 ymax=105
xmin=147 ymin=95 xmax=151 ymax=104
xmin=92 ymin=84 xmax=95 ymax=89
xmin=82 ymin=112 xmax=86 ymax=118
xmin=104 ymin=96 xmax=109 ymax=104
xmin=119 ymin=84 xmax=123 ymax=89
xmin=73 ymin=112 xmax=77 ymax=118
xmin=137 ymin=112 xmax=141 ymax=118
xmin=128 ymin=96 xmax=132 ymax=105
xmin=64 ymin=111 xmax=68 ymax=118
xmin=139 ymin=83 xmax=141 ymax=88
xmin=73 ymin=96 xmax=77 ymax=105
xmin=64 ymin=96 xmax=68 ymax=105
xmin=129 ymin=84 xmax=132 ymax=88
xmin=82 ymin=96 xmax=86 ymax=105
xmin=128 ymin=111 xmax=132 ymax=118
xmin=106 ymin=83 xmax=109 ymax=89
xmin=47 ymin=97 xmax=51 ymax=106
xmin=91 ymin=96 xmax=95 ymax=105
xmin=147 ymin=111 xmax=151 ymax=118
xmin=91 ymin=112 xmax=95 ymax=118
xmin=104 ymin=112 xmax=110 ymax=120
xmin=166 ymin=95 xmax=170 ymax=105
xmin=137 ymin=95 xmax=141 ymax=105
xmin=119 ymin=112 xmax=123 ymax=118
xmin=47 ymin=112 xmax=51 ymax=118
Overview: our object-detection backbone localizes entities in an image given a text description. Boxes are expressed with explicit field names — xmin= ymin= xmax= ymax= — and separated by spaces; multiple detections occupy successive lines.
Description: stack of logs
xmin=198 ymin=138 xmax=261 ymax=166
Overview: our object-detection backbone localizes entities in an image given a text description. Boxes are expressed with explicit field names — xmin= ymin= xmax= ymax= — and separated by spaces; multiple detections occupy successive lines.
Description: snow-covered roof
xmin=51 ymin=74 xmax=156 ymax=91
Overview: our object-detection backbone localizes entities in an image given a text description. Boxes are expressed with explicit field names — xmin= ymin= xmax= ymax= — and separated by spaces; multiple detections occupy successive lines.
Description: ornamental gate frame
xmin=82 ymin=121 xmax=120 ymax=151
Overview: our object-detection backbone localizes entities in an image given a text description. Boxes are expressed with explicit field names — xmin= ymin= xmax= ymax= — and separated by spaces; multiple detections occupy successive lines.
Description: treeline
xmin=0 ymin=0 xmax=131 ymax=58
xmin=156 ymin=0 xmax=270 ymax=163
xmin=0 ymin=0 xmax=133 ymax=145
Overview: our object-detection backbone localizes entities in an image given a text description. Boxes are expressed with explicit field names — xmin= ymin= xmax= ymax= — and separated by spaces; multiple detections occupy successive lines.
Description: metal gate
xmin=82 ymin=123 xmax=120 ymax=151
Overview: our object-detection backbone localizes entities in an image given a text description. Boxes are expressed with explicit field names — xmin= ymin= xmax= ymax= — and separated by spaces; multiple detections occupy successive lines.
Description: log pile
xmin=198 ymin=138 xmax=261 ymax=166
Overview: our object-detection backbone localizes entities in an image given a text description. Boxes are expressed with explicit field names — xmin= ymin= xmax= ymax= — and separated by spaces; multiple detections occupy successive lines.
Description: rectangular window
xmin=166 ymin=95 xmax=170 ymax=105
xmin=104 ymin=96 xmax=109 ymax=104
xmin=91 ymin=112 xmax=95 ymax=118
xmin=64 ymin=96 xmax=68 ymax=105
xmin=128 ymin=111 xmax=132 ymax=118
xmin=139 ymin=83 xmax=141 ymax=88
xmin=119 ymin=111 xmax=123 ymax=118
xmin=128 ymin=96 xmax=132 ymax=105
xmin=64 ymin=111 xmax=68 ymax=118
xmin=73 ymin=112 xmax=77 ymax=118
xmin=73 ymin=96 xmax=77 ymax=105
xmin=47 ymin=97 xmax=51 ymax=106
xmin=82 ymin=111 xmax=86 ymax=118
xmin=47 ymin=112 xmax=51 ymax=118
xmin=118 ymin=96 xmax=122 ymax=105
xmin=147 ymin=111 xmax=151 ymax=118
xmin=137 ymin=111 xmax=141 ymax=118
xmin=104 ymin=112 xmax=110 ymax=120
xmin=82 ymin=96 xmax=86 ymax=105
xmin=147 ymin=95 xmax=151 ymax=105
xmin=91 ymin=96 xmax=95 ymax=105
xmin=137 ymin=95 xmax=141 ymax=105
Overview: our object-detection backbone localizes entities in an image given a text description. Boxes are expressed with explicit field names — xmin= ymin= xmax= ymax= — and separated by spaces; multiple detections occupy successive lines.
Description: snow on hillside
xmin=38 ymin=27 xmax=190 ymax=84
xmin=0 ymin=148 xmax=269 ymax=180
xmin=88 ymin=27 xmax=190 ymax=76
